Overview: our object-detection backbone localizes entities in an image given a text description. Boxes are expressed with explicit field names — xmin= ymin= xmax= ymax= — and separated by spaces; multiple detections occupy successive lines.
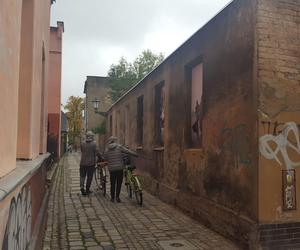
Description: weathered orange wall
xmin=0 ymin=0 xmax=22 ymax=177
xmin=107 ymin=0 xmax=257 ymax=245
xmin=257 ymin=0 xmax=300 ymax=223
xmin=47 ymin=23 xmax=64 ymax=158
xmin=17 ymin=0 xmax=51 ymax=159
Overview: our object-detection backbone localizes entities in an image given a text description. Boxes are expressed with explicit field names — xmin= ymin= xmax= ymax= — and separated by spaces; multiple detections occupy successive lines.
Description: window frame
xmin=154 ymin=81 xmax=165 ymax=146
xmin=184 ymin=56 xmax=204 ymax=148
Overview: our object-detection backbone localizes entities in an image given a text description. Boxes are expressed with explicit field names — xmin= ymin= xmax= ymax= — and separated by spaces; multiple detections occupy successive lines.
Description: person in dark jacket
xmin=103 ymin=136 xmax=137 ymax=202
xmin=80 ymin=131 xmax=101 ymax=195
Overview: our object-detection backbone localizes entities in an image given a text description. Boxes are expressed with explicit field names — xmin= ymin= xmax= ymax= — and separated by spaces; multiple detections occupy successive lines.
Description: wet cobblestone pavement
xmin=43 ymin=153 xmax=240 ymax=250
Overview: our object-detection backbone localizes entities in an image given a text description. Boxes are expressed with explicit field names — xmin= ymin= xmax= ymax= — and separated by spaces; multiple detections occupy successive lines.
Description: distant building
xmin=106 ymin=0 xmax=300 ymax=249
xmin=61 ymin=111 xmax=68 ymax=155
xmin=83 ymin=76 xmax=112 ymax=150
xmin=47 ymin=22 xmax=64 ymax=158
xmin=83 ymin=76 xmax=112 ymax=146
xmin=0 ymin=0 xmax=60 ymax=249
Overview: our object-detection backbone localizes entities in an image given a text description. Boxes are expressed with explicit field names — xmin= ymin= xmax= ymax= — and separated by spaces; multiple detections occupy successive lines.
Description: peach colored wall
xmin=0 ymin=0 xmax=22 ymax=177
xmin=257 ymin=0 xmax=300 ymax=223
xmin=47 ymin=23 xmax=64 ymax=157
xmin=259 ymin=112 xmax=300 ymax=223
xmin=48 ymin=26 xmax=63 ymax=114
xmin=0 ymin=0 xmax=54 ymax=248
xmin=17 ymin=0 xmax=51 ymax=159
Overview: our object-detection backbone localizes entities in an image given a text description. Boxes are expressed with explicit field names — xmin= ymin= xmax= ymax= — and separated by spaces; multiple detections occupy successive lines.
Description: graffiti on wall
xmin=259 ymin=122 xmax=300 ymax=170
xmin=261 ymin=121 xmax=284 ymax=136
xmin=260 ymin=121 xmax=300 ymax=211
xmin=219 ymin=124 xmax=251 ymax=168
xmin=2 ymin=186 xmax=32 ymax=250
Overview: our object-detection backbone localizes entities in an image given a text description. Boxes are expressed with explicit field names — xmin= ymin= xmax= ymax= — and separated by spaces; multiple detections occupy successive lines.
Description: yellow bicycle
xmin=123 ymin=156 xmax=143 ymax=206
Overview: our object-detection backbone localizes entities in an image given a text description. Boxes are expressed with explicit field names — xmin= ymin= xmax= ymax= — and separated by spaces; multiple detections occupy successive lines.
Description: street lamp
xmin=92 ymin=97 xmax=107 ymax=117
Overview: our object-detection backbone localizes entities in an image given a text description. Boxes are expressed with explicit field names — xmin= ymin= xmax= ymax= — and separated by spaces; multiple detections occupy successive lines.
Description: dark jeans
xmin=80 ymin=165 xmax=95 ymax=191
xmin=110 ymin=170 xmax=123 ymax=199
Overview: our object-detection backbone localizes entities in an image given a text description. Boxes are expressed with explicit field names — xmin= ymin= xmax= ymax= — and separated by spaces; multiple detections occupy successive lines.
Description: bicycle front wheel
xmin=133 ymin=176 xmax=143 ymax=206
xmin=135 ymin=190 xmax=143 ymax=206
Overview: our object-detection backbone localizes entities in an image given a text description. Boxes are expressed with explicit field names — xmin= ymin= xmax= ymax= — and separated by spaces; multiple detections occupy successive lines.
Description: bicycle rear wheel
xmin=94 ymin=167 xmax=102 ymax=190
xmin=101 ymin=169 xmax=106 ymax=196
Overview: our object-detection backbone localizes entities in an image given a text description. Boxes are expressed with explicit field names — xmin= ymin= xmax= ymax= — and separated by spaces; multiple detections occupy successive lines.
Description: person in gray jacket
xmin=103 ymin=136 xmax=137 ymax=202
xmin=80 ymin=131 xmax=101 ymax=195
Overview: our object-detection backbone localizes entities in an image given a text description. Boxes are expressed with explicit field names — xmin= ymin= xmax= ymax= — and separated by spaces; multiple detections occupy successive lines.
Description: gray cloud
xmin=50 ymin=0 xmax=232 ymax=104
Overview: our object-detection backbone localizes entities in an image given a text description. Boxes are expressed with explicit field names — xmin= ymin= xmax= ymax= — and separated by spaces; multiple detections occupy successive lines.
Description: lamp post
xmin=92 ymin=97 xmax=107 ymax=117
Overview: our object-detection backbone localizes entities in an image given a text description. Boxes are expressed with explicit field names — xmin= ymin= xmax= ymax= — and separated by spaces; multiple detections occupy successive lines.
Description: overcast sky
xmin=50 ymin=0 xmax=232 ymax=105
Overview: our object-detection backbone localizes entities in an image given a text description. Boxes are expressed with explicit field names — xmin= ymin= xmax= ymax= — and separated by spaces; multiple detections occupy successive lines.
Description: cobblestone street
xmin=43 ymin=153 xmax=240 ymax=250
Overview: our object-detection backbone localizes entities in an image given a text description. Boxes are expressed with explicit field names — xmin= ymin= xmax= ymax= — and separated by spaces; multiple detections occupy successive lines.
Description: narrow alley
xmin=42 ymin=153 xmax=239 ymax=250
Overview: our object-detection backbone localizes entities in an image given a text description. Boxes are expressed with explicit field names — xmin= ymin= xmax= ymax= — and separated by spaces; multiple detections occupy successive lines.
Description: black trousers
xmin=80 ymin=165 xmax=95 ymax=191
xmin=110 ymin=170 xmax=123 ymax=199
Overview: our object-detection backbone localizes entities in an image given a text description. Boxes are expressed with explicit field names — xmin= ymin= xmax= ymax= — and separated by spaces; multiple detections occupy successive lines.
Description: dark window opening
xmin=190 ymin=63 xmax=203 ymax=147
xmin=137 ymin=96 xmax=144 ymax=145
xmin=109 ymin=115 xmax=112 ymax=136
xmin=154 ymin=82 xmax=165 ymax=146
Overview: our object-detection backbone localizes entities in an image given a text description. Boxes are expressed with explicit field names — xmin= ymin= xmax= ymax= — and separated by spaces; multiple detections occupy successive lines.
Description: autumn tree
xmin=64 ymin=96 xmax=84 ymax=147
xmin=108 ymin=50 xmax=164 ymax=102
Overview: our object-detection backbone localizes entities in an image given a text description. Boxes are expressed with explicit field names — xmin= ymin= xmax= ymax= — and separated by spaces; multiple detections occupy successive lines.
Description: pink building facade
xmin=0 ymin=0 xmax=60 ymax=249
xmin=47 ymin=22 xmax=64 ymax=158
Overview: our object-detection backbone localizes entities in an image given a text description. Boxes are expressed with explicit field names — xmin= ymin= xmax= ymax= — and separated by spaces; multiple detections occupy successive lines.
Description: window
xmin=109 ymin=115 xmax=112 ymax=136
xmin=190 ymin=63 xmax=203 ymax=147
xmin=124 ymin=105 xmax=130 ymax=146
xmin=116 ymin=110 xmax=120 ymax=138
xmin=137 ymin=96 xmax=144 ymax=145
xmin=154 ymin=82 xmax=165 ymax=146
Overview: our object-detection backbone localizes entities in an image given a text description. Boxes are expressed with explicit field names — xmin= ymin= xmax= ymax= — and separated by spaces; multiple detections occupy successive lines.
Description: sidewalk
xmin=43 ymin=153 xmax=240 ymax=250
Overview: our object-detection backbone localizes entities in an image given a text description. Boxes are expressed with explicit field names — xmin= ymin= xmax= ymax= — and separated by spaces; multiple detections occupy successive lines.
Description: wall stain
xmin=203 ymin=151 xmax=251 ymax=213
xmin=219 ymin=124 xmax=251 ymax=168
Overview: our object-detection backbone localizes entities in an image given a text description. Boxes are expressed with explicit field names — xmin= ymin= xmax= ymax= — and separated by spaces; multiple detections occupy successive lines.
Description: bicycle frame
xmin=124 ymin=165 xmax=143 ymax=205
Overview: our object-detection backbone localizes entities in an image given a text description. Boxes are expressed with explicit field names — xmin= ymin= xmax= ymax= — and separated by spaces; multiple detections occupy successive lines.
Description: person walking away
xmin=104 ymin=136 xmax=137 ymax=202
xmin=80 ymin=131 xmax=101 ymax=195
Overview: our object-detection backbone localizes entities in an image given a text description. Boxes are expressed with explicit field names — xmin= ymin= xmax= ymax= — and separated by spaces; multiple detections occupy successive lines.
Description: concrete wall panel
xmin=0 ymin=0 xmax=22 ymax=177
xmin=17 ymin=0 xmax=51 ymax=159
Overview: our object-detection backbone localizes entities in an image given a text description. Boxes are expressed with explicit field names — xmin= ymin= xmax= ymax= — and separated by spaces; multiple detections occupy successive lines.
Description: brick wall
xmin=257 ymin=0 xmax=300 ymax=248
xmin=257 ymin=0 xmax=300 ymax=116
xmin=259 ymin=222 xmax=300 ymax=249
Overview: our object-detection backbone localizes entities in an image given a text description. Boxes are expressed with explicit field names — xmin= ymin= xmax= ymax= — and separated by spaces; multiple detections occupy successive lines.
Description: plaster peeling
xmin=258 ymin=109 xmax=271 ymax=121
